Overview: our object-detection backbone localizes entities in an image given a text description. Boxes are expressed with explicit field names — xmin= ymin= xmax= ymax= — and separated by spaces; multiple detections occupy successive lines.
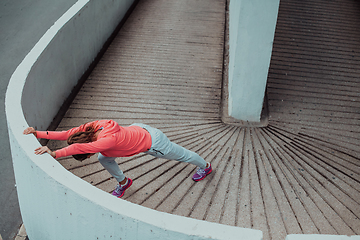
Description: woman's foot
xmin=192 ymin=163 xmax=212 ymax=181
xmin=112 ymin=178 xmax=133 ymax=198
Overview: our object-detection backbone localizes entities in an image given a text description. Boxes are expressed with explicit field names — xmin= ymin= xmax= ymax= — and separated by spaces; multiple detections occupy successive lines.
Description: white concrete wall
xmin=228 ymin=0 xmax=280 ymax=122
xmin=20 ymin=0 xmax=134 ymax=131
xmin=5 ymin=0 xmax=263 ymax=239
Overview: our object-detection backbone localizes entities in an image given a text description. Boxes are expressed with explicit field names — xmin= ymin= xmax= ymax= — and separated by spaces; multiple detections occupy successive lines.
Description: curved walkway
xmin=48 ymin=0 xmax=360 ymax=239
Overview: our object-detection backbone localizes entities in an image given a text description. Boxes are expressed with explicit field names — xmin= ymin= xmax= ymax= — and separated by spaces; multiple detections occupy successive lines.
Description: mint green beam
xmin=228 ymin=0 xmax=280 ymax=122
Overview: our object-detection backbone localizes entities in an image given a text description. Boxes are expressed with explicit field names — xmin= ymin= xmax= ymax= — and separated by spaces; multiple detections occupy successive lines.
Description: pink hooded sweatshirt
xmin=36 ymin=120 xmax=152 ymax=159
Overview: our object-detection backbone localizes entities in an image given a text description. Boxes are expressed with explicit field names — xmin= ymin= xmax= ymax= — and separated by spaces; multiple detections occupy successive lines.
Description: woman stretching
xmin=23 ymin=119 xmax=212 ymax=198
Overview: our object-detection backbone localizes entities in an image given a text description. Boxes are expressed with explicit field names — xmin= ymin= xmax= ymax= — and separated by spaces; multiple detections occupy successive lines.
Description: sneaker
xmin=112 ymin=178 xmax=133 ymax=198
xmin=192 ymin=163 xmax=212 ymax=181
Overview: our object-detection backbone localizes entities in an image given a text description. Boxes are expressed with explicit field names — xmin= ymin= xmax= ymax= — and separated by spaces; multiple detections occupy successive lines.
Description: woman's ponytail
xmin=67 ymin=124 xmax=96 ymax=161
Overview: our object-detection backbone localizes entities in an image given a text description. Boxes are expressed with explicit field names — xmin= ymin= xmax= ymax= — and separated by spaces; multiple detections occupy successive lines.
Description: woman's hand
xmin=34 ymin=146 xmax=56 ymax=158
xmin=23 ymin=128 xmax=55 ymax=158
xmin=23 ymin=127 xmax=37 ymax=137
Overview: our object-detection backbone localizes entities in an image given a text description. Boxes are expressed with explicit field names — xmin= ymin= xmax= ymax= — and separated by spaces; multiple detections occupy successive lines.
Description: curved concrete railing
xmin=5 ymin=0 xmax=262 ymax=239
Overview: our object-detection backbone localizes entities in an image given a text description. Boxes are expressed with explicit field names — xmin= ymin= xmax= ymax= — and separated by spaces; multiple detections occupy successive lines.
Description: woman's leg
xmin=132 ymin=123 xmax=207 ymax=168
xmin=98 ymin=153 xmax=132 ymax=198
xmin=157 ymin=140 xmax=207 ymax=169
xmin=97 ymin=153 xmax=126 ymax=183
xmin=131 ymin=123 xmax=212 ymax=181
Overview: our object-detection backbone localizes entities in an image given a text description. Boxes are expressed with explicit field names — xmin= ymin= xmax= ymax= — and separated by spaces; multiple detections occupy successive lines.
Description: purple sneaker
xmin=112 ymin=178 xmax=133 ymax=198
xmin=192 ymin=163 xmax=212 ymax=181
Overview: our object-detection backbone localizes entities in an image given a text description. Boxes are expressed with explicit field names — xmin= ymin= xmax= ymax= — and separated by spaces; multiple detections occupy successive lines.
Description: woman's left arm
xmin=34 ymin=146 xmax=56 ymax=158
xmin=54 ymin=136 xmax=115 ymax=159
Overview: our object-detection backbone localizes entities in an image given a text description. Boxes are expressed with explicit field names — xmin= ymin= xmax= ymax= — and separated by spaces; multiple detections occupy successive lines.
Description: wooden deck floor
xmin=48 ymin=0 xmax=360 ymax=239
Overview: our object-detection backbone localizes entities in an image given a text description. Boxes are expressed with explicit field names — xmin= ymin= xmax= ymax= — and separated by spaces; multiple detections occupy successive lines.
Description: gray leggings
xmin=98 ymin=123 xmax=207 ymax=183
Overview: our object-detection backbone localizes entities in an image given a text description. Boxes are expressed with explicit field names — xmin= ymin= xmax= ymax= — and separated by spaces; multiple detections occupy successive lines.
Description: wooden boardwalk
xmin=48 ymin=0 xmax=360 ymax=239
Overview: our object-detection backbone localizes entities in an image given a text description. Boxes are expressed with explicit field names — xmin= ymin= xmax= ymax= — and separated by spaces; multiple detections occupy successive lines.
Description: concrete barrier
xmin=5 ymin=0 xmax=263 ymax=239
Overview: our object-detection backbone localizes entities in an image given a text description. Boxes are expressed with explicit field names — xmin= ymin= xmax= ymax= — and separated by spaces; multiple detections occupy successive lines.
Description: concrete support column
xmin=225 ymin=0 xmax=280 ymax=125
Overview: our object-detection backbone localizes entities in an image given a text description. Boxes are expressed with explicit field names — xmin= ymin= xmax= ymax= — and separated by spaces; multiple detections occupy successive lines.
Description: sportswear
xmin=36 ymin=120 xmax=152 ymax=159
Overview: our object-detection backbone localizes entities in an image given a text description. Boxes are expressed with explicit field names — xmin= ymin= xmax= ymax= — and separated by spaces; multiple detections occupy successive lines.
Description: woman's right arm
xmin=23 ymin=121 xmax=99 ymax=141
xmin=23 ymin=127 xmax=70 ymax=140
xmin=23 ymin=127 xmax=37 ymax=137
xmin=23 ymin=127 xmax=81 ymax=141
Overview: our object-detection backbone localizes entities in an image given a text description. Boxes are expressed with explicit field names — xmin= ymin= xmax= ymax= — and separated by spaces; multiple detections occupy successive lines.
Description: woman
xmin=23 ymin=119 xmax=212 ymax=198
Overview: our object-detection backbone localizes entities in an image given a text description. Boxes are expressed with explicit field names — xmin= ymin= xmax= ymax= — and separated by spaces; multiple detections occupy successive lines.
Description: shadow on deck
xmin=48 ymin=0 xmax=360 ymax=239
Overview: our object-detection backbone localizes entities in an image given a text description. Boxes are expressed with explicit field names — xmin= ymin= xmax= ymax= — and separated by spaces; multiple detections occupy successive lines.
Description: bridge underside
xmin=48 ymin=0 xmax=360 ymax=239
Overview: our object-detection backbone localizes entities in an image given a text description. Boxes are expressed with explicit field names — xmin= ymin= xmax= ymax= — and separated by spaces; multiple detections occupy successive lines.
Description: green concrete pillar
xmin=226 ymin=0 xmax=279 ymax=124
